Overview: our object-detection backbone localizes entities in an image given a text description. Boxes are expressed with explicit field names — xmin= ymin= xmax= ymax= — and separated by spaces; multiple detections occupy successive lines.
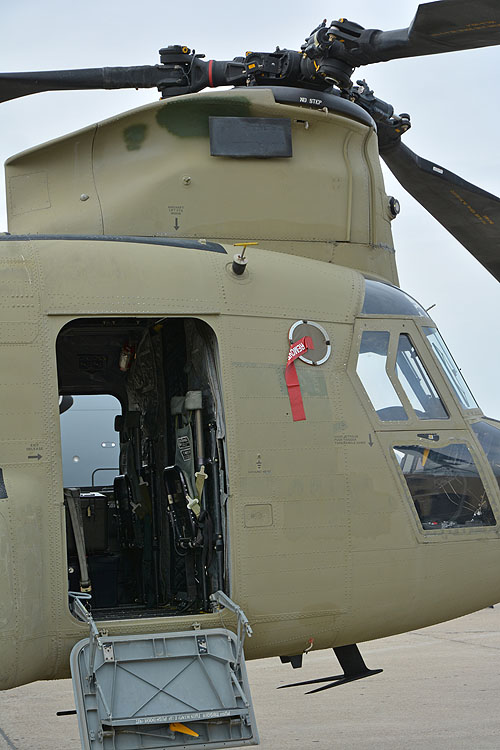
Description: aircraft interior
xmin=57 ymin=317 xmax=227 ymax=619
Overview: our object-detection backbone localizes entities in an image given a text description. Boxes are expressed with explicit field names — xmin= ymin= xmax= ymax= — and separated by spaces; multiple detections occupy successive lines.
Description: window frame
xmin=349 ymin=315 xmax=499 ymax=541
xmin=349 ymin=318 xmax=463 ymax=429
xmin=386 ymin=430 xmax=500 ymax=541
xmin=394 ymin=332 xmax=449 ymax=421
xmin=59 ymin=392 xmax=123 ymax=489
xmin=393 ymin=440 xmax=496 ymax=531
xmin=356 ymin=330 xmax=409 ymax=422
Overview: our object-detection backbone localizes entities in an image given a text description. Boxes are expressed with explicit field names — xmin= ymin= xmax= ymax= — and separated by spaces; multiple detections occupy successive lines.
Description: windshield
xmin=423 ymin=327 xmax=477 ymax=410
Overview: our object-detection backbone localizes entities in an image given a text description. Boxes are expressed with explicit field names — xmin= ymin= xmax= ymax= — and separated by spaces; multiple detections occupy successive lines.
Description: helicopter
xmin=2 ymin=0 xmax=500 ymax=747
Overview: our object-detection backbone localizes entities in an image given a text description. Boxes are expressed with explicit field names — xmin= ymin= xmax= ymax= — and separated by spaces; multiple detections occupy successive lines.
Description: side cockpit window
xmin=356 ymin=331 xmax=408 ymax=421
xmin=361 ymin=279 xmax=479 ymax=414
xmin=394 ymin=443 xmax=496 ymax=530
xmin=356 ymin=330 xmax=448 ymax=422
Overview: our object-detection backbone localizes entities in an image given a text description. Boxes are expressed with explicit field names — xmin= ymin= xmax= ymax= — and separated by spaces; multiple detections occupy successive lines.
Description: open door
xmin=70 ymin=596 xmax=259 ymax=749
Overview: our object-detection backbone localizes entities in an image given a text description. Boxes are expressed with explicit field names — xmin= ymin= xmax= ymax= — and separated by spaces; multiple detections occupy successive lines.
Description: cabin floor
xmin=2 ymin=606 xmax=500 ymax=749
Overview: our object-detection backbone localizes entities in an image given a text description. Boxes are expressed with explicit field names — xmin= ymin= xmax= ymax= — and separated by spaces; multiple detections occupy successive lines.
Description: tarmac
xmin=1 ymin=606 xmax=500 ymax=749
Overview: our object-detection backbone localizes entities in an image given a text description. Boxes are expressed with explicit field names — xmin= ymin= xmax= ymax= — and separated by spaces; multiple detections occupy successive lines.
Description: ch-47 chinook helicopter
xmin=3 ymin=0 xmax=500 ymax=747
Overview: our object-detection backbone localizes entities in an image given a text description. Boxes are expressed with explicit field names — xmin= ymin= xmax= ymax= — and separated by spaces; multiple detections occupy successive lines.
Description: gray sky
xmin=2 ymin=0 xmax=500 ymax=416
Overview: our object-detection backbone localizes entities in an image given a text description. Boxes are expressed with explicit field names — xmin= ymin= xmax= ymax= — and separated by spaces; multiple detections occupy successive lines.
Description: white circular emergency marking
xmin=288 ymin=320 xmax=331 ymax=366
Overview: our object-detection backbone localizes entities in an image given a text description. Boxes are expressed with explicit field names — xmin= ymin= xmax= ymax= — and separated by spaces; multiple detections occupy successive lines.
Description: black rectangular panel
xmin=209 ymin=117 xmax=292 ymax=158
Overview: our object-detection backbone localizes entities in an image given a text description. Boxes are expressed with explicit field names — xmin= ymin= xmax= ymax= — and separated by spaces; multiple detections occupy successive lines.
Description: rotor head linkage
xmin=3 ymin=3 xmax=500 ymax=103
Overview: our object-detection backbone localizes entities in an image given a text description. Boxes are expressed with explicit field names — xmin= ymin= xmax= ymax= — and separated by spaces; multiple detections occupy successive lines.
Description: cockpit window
xmin=362 ymin=279 xmax=429 ymax=317
xmin=394 ymin=443 xmax=496 ymax=530
xmin=356 ymin=331 xmax=408 ymax=421
xmin=472 ymin=421 xmax=500 ymax=490
xmin=356 ymin=330 xmax=448 ymax=422
xmin=423 ymin=327 xmax=478 ymax=410
xmin=395 ymin=334 xmax=448 ymax=420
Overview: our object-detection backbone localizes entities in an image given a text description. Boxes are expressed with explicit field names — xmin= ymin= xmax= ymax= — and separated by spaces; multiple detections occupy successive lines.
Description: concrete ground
xmin=2 ymin=607 xmax=500 ymax=749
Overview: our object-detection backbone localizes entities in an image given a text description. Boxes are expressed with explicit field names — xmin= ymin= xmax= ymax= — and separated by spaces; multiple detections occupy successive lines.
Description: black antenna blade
xmin=0 ymin=66 xmax=162 ymax=103
xmin=382 ymin=141 xmax=500 ymax=281
xmin=359 ymin=0 xmax=500 ymax=64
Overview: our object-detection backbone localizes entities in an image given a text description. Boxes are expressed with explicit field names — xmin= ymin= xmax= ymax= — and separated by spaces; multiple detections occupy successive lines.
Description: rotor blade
xmin=382 ymin=141 xmax=500 ymax=281
xmin=0 ymin=66 xmax=163 ymax=103
xmin=358 ymin=0 xmax=500 ymax=64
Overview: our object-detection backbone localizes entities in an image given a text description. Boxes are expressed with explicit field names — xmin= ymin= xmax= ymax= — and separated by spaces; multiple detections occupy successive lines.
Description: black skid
xmin=278 ymin=644 xmax=382 ymax=695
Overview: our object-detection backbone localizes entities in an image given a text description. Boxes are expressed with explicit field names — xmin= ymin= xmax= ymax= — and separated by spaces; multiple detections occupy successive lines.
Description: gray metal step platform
xmin=69 ymin=593 xmax=259 ymax=749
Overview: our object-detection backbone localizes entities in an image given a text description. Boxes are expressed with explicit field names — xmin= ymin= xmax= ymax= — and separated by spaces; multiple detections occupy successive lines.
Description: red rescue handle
xmin=285 ymin=336 xmax=314 ymax=422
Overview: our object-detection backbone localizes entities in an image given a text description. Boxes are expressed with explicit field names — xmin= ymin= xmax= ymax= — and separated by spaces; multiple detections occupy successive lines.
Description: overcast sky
xmin=2 ymin=0 xmax=500 ymax=416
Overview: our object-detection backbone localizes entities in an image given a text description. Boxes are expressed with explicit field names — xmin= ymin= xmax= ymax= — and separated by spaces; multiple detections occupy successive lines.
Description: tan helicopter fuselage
xmin=1 ymin=88 xmax=500 ymax=691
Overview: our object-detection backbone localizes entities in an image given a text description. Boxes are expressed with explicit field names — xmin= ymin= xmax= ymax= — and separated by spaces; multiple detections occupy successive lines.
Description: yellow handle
xmin=170 ymin=722 xmax=199 ymax=737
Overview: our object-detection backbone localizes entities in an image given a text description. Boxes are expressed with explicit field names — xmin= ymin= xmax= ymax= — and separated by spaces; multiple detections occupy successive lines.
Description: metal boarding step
xmin=70 ymin=592 xmax=259 ymax=749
